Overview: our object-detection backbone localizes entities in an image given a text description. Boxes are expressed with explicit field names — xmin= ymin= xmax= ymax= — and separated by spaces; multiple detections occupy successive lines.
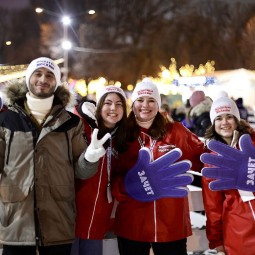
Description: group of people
xmin=0 ymin=57 xmax=255 ymax=255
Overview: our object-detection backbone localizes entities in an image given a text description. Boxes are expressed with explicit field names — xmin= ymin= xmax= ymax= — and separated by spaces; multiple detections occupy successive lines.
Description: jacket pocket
xmin=0 ymin=185 xmax=30 ymax=202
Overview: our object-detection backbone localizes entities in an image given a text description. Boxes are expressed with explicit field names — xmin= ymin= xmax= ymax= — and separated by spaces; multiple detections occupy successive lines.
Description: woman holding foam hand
xmin=112 ymin=78 xmax=205 ymax=255
xmin=201 ymin=96 xmax=255 ymax=255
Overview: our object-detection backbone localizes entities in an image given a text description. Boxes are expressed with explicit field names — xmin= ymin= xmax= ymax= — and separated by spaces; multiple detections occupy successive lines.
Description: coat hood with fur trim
xmin=190 ymin=96 xmax=212 ymax=118
xmin=3 ymin=79 xmax=72 ymax=107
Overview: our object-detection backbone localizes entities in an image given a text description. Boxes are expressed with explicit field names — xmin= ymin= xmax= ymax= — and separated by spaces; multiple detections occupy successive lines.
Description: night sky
xmin=0 ymin=0 xmax=29 ymax=9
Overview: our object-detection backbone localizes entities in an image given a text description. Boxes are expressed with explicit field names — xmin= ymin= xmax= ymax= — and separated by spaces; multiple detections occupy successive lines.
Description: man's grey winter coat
xmin=0 ymin=81 xmax=97 ymax=246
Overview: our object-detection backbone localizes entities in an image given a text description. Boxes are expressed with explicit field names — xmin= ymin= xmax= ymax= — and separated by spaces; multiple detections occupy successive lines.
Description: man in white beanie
xmin=0 ymin=57 xmax=105 ymax=255
xmin=25 ymin=57 xmax=61 ymax=92
xmin=24 ymin=57 xmax=62 ymax=125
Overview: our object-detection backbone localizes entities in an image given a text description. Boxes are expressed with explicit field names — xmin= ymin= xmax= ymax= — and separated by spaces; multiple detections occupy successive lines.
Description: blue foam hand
xmin=201 ymin=134 xmax=255 ymax=191
xmin=124 ymin=147 xmax=193 ymax=202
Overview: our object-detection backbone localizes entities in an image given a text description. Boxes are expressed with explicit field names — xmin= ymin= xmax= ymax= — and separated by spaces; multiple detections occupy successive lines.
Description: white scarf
xmin=26 ymin=93 xmax=54 ymax=124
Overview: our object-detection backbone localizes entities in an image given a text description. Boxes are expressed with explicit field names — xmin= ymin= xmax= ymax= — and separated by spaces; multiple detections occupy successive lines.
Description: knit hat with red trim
xmin=210 ymin=96 xmax=240 ymax=123
xmin=96 ymin=85 xmax=126 ymax=103
xmin=214 ymin=90 xmax=228 ymax=100
xmin=131 ymin=78 xmax=161 ymax=107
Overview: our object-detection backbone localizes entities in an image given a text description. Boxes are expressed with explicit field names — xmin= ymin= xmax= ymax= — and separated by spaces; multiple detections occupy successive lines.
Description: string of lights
xmin=0 ymin=58 xmax=216 ymax=95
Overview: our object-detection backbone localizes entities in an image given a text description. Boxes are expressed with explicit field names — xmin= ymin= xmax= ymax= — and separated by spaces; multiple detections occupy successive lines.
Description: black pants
xmin=117 ymin=237 xmax=187 ymax=255
xmin=2 ymin=244 xmax=72 ymax=255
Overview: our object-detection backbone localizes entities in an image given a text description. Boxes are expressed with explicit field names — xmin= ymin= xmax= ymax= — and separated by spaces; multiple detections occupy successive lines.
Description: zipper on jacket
xmin=11 ymin=102 xmax=46 ymax=245
xmin=65 ymin=131 xmax=72 ymax=164
xmin=5 ymin=131 xmax=13 ymax=165
xmin=33 ymin=126 xmax=43 ymax=246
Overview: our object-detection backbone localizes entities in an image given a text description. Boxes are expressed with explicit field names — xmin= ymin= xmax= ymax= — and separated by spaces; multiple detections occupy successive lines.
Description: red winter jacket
xmin=74 ymin=106 xmax=118 ymax=239
xmin=112 ymin=122 xmax=205 ymax=242
xmin=202 ymin=134 xmax=255 ymax=255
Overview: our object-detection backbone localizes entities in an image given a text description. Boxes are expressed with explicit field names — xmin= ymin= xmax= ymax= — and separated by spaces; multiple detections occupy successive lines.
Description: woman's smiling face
xmin=214 ymin=114 xmax=238 ymax=144
xmin=133 ymin=96 xmax=158 ymax=122
xmin=101 ymin=93 xmax=124 ymax=128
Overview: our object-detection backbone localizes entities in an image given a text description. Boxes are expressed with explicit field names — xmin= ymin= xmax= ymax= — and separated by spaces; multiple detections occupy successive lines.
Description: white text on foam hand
xmin=138 ymin=170 xmax=154 ymax=195
xmin=247 ymin=157 xmax=255 ymax=185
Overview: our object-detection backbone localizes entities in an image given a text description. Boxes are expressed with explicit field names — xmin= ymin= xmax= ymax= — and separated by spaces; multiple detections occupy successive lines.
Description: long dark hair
xmin=204 ymin=118 xmax=254 ymax=145
xmin=95 ymin=92 xmax=129 ymax=152
xmin=127 ymin=111 xmax=171 ymax=141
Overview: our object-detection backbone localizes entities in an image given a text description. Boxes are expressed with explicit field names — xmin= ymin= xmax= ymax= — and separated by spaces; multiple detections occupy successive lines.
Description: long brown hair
xmin=95 ymin=92 xmax=129 ymax=152
xmin=204 ymin=118 xmax=254 ymax=145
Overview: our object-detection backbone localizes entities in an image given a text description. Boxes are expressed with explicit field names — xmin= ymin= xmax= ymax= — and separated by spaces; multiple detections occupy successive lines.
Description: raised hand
xmin=81 ymin=101 xmax=98 ymax=128
xmin=124 ymin=147 xmax=193 ymax=202
xmin=84 ymin=128 xmax=111 ymax=163
xmin=201 ymin=134 xmax=255 ymax=191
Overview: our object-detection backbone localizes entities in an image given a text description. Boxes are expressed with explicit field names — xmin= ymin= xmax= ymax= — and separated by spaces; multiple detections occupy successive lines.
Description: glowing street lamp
xmin=61 ymin=15 xmax=72 ymax=81
xmin=88 ymin=10 xmax=95 ymax=15
xmin=62 ymin=40 xmax=72 ymax=50
xmin=35 ymin=8 xmax=72 ymax=81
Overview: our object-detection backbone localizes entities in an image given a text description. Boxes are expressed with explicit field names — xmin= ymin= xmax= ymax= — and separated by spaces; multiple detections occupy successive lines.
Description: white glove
xmin=81 ymin=101 xmax=98 ymax=126
xmin=84 ymin=129 xmax=111 ymax=163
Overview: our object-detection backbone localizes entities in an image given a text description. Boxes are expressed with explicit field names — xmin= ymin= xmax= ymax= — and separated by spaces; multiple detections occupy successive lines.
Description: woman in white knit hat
xmin=71 ymin=85 xmax=129 ymax=255
xmin=112 ymin=78 xmax=205 ymax=255
xmin=202 ymin=96 xmax=255 ymax=255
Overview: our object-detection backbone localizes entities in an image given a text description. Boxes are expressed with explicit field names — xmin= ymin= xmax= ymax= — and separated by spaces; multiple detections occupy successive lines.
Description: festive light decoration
xmin=0 ymin=58 xmax=216 ymax=97
xmin=152 ymin=58 xmax=216 ymax=87
xmin=172 ymin=76 xmax=216 ymax=87
xmin=172 ymin=59 xmax=216 ymax=87
xmin=131 ymin=58 xmax=216 ymax=97
xmin=68 ymin=77 xmax=122 ymax=97
xmin=0 ymin=64 xmax=28 ymax=83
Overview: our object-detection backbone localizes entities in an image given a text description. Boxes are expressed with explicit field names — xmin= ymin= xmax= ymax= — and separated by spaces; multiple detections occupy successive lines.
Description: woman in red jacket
xmin=202 ymin=96 xmax=255 ymax=255
xmin=112 ymin=78 xmax=205 ymax=255
xmin=72 ymin=85 xmax=128 ymax=255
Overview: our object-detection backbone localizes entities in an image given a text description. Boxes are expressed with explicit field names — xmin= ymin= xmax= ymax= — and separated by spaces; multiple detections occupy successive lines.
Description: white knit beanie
xmin=131 ymin=78 xmax=161 ymax=107
xmin=210 ymin=96 xmax=240 ymax=123
xmin=214 ymin=90 xmax=229 ymax=101
xmin=26 ymin=57 xmax=61 ymax=91
xmin=96 ymin=85 xmax=127 ymax=104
